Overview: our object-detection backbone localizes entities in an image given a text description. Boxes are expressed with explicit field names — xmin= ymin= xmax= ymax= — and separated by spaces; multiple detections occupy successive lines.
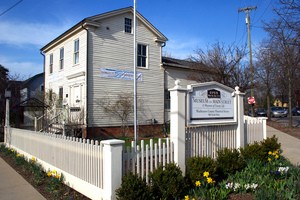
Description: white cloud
xmin=0 ymin=56 xmax=42 ymax=80
xmin=0 ymin=20 xmax=72 ymax=47
xmin=163 ymin=36 xmax=204 ymax=59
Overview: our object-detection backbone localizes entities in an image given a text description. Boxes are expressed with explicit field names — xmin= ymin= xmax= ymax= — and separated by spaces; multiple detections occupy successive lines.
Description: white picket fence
xmin=5 ymin=128 xmax=123 ymax=200
xmin=185 ymin=116 xmax=267 ymax=159
xmin=123 ymin=138 xmax=173 ymax=183
xmin=244 ymin=115 xmax=267 ymax=143
xmin=3 ymin=116 xmax=266 ymax=200
xmin=186 ymin=124 xmax=237 ymax=159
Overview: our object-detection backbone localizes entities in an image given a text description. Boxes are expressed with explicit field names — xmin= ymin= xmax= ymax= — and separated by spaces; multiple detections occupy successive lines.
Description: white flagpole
xmin=133 ymin=0 xmax=138 ymax=151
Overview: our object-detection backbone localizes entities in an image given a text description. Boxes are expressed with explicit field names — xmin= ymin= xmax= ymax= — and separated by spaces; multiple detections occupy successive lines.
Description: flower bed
xmin=117 ymin=136 xmax=300 ymax=200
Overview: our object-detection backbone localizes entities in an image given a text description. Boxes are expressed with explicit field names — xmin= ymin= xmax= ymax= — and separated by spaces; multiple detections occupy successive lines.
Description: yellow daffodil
xmin=185 ymin=195 xmax=189 ymax=200
xmin=268 ymin=151 xmax=272 ymax=155
xmin=195 ymin=180 xmax=201 ymax=187
xmin=275 ymin=154 xmax=279 ymax=159
xmin=268 ymin=157 xmax=272 ymax=162
xmin=207 ymin=177 xmax=214 ymax=184
xmin=55 ymin=174 xmax=61 ymax=179
xmin=47 ymin=171 xmax=52 ymax=177
xmin=203 ymin=171 xmax=210 ymax=178
xmin=31 ymin=157 xmax=36 ymax=162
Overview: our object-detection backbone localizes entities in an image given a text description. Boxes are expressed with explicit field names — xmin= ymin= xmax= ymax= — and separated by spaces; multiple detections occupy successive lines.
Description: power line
xmin=0 ymin=0 xmax=23 ymax=17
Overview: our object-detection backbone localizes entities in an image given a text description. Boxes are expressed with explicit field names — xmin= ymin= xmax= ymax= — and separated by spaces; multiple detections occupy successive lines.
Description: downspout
xmin=39 ymin=50 xmax=46 ymax=130
xmin=82 ymin=23 xmax=89 ymax=138
xmin=161 ymin=41 xmax=166 ymax=124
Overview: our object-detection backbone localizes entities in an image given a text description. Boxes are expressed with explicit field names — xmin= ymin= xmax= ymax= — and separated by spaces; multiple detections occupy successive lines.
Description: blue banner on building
xmin=100 ymin=68 xmax=142 ymax=81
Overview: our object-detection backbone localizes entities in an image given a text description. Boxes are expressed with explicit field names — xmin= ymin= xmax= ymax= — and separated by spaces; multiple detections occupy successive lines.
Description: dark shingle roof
xmin=162 ymin=57 xmax=215 ymax=73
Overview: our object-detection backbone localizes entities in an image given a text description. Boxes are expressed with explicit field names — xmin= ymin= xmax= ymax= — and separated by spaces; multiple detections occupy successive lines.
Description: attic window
xmin=124 ymin=18 xmax=132 ymax=33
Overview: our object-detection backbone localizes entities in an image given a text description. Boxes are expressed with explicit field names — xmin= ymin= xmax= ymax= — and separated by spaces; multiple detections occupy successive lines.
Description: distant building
xmin=20 ymin=73 xmax=45 ymax=128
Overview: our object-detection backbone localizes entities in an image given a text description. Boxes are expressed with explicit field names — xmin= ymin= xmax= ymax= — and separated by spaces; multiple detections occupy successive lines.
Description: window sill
xmin=137 ymin=66 xmax=148 ymax=70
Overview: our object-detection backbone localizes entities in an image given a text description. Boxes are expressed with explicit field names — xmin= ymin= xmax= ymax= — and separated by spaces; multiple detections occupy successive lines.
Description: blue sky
xmin=0 ymin=0 xmax=277 ymax=79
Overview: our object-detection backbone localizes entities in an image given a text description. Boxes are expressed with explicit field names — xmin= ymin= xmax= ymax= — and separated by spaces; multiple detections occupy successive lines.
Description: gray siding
xmin=87 ymin=13 xmax=164 ymax=127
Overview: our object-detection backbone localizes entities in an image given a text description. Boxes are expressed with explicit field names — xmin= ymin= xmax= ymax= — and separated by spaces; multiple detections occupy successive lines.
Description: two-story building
xmin=41 ymin=7 xmax=214 ymax=138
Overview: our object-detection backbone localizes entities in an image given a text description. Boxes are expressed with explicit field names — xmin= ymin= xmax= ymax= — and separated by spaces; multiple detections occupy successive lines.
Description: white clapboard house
xmin=40 ymin=7 xmax=213 ymax=138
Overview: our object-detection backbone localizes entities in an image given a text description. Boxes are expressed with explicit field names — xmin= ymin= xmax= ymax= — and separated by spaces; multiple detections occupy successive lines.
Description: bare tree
xmin=254 ymin=45 xmax=277 ymax=118
xmin=0 ymin=65 xmax=9 ymax=125
xmin=264 ymin=0 xmax=300 ymax=127
xmin=97 ymin=92 xmax=144 ymax=137
xmin=190 ymin=41 xmax=248 ymax=90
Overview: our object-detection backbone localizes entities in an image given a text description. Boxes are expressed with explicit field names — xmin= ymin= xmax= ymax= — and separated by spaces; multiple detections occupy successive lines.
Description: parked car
xmin=282 ymin=107 xmax=289 ymax=116
xmin=255 ymin=108 xmax=267 ymax=117
xmin=271 ymin=107 xmax=287 ymax=118
xmin=292 ymin=107 xmax=300 ymax=116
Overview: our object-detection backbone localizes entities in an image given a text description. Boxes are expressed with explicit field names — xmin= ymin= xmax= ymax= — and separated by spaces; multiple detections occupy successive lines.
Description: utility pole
xmin=238 ymin=6 xmax=257 ymax=117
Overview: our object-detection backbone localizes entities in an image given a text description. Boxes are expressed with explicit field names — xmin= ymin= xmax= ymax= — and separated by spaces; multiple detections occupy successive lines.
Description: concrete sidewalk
xmin=267 ymin=125 xmax=300 ymax=166
xmin=0 ymin=156 xmax=46 ymax=200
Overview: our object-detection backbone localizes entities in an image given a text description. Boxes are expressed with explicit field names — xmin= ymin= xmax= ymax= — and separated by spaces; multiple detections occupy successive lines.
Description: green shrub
xmin=186 ymin=156 xmax=217 ymax=184
xmin=149 ymin=163 xmax=186 ymax=200
xmin=240 ymin=142 xmax=265 ymax=162
xmin=261 ymin=135 xmax=281 ymax=153
xmin=116 ymin=172 xmax=151 ymax=200
xmin=216 ymin=148 xmax=246 ymax=180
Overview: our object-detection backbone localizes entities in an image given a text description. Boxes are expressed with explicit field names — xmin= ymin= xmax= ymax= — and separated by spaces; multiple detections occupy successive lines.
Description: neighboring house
xmin=20 ymin=73 xmax=45 ymax=128
xmin=20 ymin=73 xmax=44 ymax=101
xmin=273 ymin=98 xmax=288 ymax=108
xmin=40 ymin=7 xmax=213 ymax=138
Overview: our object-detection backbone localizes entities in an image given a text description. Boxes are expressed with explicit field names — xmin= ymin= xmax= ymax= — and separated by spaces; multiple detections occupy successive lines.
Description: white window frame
xmin=60 ymin=47 xmax=64 ymax=70
xmin=49 ymin=53 xmax=53 ymax=74
xmin=124 ymin=18 xmax=132 ymax=33
xmin=74 ymin=39 xmax=79 ymax=65
xmin=137 ymin=43 xmax=148 ymax=68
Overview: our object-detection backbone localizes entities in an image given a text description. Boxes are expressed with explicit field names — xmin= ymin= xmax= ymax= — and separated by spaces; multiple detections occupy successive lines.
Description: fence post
xmin=235 ymin=86 xmax=245 ymax=148
xmin=262 ymin=117 xmax=267 ymax=139
xmin=169 ymin=80 xmax=187 ymax=175
xmin=101 ymin=139 xmax=125 ymax=200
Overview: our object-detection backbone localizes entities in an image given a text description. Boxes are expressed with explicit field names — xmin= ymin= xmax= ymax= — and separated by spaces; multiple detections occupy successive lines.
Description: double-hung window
xmin=124 ymin=18 xmax=132 ymax=33
xmin=49 ymin=53 xmax=53 ymax=74
xmin=137 ymin=44 xmax=147 ymax=68
xmin=60 ymin=47 xmax=64 ymax=70
xmin=74 ymin=39 xmax=79 ymax=64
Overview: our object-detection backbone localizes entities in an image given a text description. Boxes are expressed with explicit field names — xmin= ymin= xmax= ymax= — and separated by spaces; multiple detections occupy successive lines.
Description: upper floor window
xmin=137 ymin=44 xmax=147 ymax=68
xmin=74 ymin=39 xmax=79 ymax=64
xmin=124 ymin=18 xmax=132 ymax=33
xmin=60 ymin=47 xmax=64 ymax=70
xmin=49 ymin=53 xmax=53 ymax=74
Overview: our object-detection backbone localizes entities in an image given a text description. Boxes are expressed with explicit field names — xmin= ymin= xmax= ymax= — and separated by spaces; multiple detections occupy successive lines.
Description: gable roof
xmin=41 ymin=7 xmax=167 ymax=52
xmin=22 ymin=73 xmax=44 ymax=88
